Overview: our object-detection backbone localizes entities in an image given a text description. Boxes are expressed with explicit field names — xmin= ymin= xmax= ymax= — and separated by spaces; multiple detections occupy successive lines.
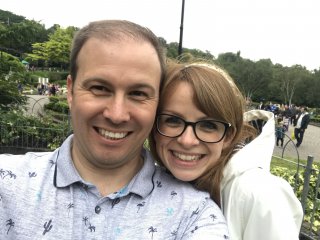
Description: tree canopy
xmin=0 ymin=8 xmax=319 ymax=107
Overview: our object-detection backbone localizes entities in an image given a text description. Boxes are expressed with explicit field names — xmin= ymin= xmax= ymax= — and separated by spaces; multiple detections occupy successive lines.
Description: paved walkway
xmin=25 ymin=95 xmax=49 ymax=115
xmin=273 ymin=124 xmax=319 ymax=162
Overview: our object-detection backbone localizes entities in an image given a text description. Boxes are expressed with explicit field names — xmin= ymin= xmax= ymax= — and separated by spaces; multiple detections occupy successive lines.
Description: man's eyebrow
xmin=82 ymin=77 xmax=108 ymax=84
xmin=130 ymin=83 xmax=155 ymax=89
xmin=81 ymin=78 xmax=157 ymax=92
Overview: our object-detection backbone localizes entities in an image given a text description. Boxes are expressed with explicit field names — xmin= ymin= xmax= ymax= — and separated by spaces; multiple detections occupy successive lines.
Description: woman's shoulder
xmin=229 ymin=168 xmax=294 ymax=198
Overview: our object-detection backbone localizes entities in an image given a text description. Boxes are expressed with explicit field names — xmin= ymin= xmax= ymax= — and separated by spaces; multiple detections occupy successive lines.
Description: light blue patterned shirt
xmin=0 ymin=135 xmax=229 ymax=239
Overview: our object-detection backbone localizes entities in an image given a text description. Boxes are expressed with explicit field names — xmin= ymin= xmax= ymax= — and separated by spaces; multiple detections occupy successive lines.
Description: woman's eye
xmin=199 ymin=121 xmax=218 ymax=131
xmin=164 ymin=116 xmax=183 ymax=126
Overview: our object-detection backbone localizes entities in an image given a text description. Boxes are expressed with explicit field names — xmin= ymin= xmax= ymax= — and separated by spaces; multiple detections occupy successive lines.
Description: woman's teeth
xmin=172 ymin=151 xmax=202 ymax=161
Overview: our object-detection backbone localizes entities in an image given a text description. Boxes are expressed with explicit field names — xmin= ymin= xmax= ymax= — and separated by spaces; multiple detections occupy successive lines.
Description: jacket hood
xmin=221 ymin=110 xmax=275 ymax=188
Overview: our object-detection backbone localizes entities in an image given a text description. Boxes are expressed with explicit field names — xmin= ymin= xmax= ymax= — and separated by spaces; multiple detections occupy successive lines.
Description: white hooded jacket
xmin=221 ymin=110 xmax=303 ymax=240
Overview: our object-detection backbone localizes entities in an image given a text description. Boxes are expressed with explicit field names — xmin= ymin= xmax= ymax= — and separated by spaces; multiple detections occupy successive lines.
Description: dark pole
xmin=178 ymin=0 xmax=185 ymax=56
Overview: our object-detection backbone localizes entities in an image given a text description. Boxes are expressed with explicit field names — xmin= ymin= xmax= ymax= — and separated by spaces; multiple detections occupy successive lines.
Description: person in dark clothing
xmin=294 ymin=106 xmax=310 ymax=147
xmin=275 ymin=116 xmax=285 ymax=147
xmin=50 ymin=84 xmax=56 ymax=96
xmin=290 ymin=105 xmax=297 ymax=125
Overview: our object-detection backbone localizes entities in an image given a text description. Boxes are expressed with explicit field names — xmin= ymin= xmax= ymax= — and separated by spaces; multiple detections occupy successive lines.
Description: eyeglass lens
xmin=157 ymin=114 xmax=228 ymax=143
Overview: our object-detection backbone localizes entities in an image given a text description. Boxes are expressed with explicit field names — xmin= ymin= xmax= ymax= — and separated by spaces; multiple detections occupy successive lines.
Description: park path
xmin=273 ymin=124 xmax=319 ymax=162
xmin=25 ymin=95 xmax=49 ymax=116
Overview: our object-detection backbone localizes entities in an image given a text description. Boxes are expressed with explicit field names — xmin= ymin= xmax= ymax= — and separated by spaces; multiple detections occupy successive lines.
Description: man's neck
xmin=82 ymin=158 xmax=143 ymax=196
xmin=71 ymin=149 xmax=144 ymax=197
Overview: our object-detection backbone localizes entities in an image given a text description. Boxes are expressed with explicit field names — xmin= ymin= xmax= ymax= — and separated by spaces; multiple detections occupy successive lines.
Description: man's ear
xmin=67 ymin=75 xmax=73 ymax=110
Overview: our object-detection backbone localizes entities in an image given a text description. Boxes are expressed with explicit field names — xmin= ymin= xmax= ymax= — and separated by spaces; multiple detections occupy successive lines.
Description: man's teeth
xmin=99 ymin=128 xmax=127 ymax=139
xmin=172 ymin=151 xmax=201 ymax=161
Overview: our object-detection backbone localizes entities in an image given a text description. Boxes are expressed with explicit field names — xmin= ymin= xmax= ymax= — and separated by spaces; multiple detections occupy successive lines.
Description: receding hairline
xmin=69 ymin=19 xmax=166 ymax=86
xmin=74 ymin=19 xmax=159 ymax=46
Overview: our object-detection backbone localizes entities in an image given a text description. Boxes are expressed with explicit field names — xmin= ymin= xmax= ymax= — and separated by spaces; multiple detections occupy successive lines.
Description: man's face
xmin=67 ymin=37 xmax=161 ymax=173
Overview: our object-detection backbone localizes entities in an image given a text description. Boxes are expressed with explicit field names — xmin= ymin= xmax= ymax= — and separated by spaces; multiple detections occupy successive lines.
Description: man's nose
xmin=103 ymin=96 xmax=130 ymax=124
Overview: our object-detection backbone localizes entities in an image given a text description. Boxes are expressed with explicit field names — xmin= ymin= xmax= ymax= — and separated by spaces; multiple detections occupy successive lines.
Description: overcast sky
xmin=2 ymin=0 xmax=320 ymax=70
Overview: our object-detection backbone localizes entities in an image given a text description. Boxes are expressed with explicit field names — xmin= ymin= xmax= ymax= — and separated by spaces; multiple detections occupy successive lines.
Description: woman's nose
xmin=177 ymin=126 xmax=200 ymax=146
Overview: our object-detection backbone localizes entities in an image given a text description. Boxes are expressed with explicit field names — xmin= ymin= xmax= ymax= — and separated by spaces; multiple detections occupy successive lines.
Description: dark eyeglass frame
xmin=156 ymin=113 xmax=231 ymax=143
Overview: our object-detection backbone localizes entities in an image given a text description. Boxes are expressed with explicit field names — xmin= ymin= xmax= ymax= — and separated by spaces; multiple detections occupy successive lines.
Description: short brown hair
xmin=69 ymin=20 xmax=166 ymax=87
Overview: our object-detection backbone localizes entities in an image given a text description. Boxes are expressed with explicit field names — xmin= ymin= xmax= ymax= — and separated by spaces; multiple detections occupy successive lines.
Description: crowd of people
xmin=257 ymin=102 xmax=310 ymax=147
xmin=37 ymin=83 xmax=61 ymax=96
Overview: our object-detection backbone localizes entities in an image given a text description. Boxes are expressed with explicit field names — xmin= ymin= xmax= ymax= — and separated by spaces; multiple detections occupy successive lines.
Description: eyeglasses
xmin=156 ymin=114 xmax=231 ymax=143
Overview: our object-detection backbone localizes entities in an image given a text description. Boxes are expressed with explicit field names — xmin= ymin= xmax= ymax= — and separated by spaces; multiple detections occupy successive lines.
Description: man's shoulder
xmin=0 ymin=151 xmax=54 ymax=174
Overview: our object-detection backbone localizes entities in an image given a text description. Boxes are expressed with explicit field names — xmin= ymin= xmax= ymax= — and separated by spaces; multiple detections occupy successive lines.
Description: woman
xmin=149 ymin=61 xmax=303 ymax=240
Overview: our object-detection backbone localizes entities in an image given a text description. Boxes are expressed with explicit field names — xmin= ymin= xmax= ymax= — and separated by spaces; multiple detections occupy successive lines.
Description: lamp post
xmin=178 ymin=0 xmax=185 ymax=56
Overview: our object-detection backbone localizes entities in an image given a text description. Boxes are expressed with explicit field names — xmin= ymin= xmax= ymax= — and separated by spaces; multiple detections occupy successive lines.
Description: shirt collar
xmin=54 ymin=134 xmax=82 ymax=188
xmin=126 ymin=148 xmax=156 ymax=198
xmin=53 ymin=135 xmax=156 ymax=198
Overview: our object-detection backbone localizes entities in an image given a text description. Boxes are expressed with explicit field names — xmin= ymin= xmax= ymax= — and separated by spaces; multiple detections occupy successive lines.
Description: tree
xmin=0 ymin=9 xmax=25 ymax=25
xmin=291 ymin=65 xmax=314 ymax=106
xmin=0 ymin=52 xmax=27 ymax=110
xmin=0 ymin=19 xmax=48 ymax=56
xmin=216 ymin=52 xmax=264 ymax=99
xmin=27 ymin=26 xmax=77 ymax=69
xmin=166 ymin=42 xmax=180 ymax=59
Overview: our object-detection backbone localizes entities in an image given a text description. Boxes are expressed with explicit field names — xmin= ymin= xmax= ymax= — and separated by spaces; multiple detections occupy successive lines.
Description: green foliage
xmin=0 ymin=51 xmax=25 ymax=74
xmin=0 ymin=17 xmax=47 ymax=55
xmin=215 ymin=52 xmax=320 ymax=107
xmin=44 ymin=96 xmax=69 ymax=114
xmin=27 ymin=26 xmax=76 ymax=69
xmin=47 ymin=71 xmax=68 ymax=82
xmin=0 ymin=83 xmax=27 ymax=111
xmin=0 ymin=52 xmax=28 ymax=110
xmin=271 ymin=161 xmax=320 ymax=235
xmin=0 ymin=110 xmax=69 ymax=150
xmin=166 ymin=42 xmax=179 ymax=59
xmin=0 ymin=9 xmax=25 ymax=24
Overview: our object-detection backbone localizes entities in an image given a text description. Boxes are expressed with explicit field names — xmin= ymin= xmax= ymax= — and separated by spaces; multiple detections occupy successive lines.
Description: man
xmin=0 ymin=20 xmax=228 ymax=239
xmin=290 ymin=105 xmax=298 ymax=125
xmin=294 ymin=106 xmax=310 ymax=147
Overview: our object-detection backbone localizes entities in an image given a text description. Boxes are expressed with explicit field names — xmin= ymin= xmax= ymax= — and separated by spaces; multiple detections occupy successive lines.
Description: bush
xmin=0 ymin=110 xmax=70 ymax=151
xmin=271 ymin=163 xmax=320 ymax=235
xmin=44 ymin=96 xmax=69 ymax=114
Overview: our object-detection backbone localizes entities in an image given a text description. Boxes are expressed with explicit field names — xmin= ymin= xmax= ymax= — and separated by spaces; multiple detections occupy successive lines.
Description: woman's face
xmin=154 ymin=81 xmax=232 ymax=182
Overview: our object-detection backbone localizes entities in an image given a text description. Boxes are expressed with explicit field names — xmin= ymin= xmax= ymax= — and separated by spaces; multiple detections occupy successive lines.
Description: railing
xmin=249 ymin=118 xmax=320 ymax=239
xmin=272 ymin=130 xmax=320 ymax=240
xmin=297 ymin=156 xmax=320 ymax=240
xmin=0 ymin=124 xmax=69 ymax=154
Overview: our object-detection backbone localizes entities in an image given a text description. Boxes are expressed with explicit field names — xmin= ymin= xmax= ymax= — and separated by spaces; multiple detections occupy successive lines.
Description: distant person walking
xmin=290 ymin=105 xmax=298 ymax=125
xmin=275 ymin=116 xmax=285 ymax=147
xmin=294 ymin=106 xmax=310 ymax=147
xmin=49 ymin=84 xmax=56 ymax=96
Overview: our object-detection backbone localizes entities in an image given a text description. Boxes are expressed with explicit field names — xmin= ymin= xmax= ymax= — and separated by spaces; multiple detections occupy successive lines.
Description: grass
xmin=271 ymin=156 xmax=320 ymax=170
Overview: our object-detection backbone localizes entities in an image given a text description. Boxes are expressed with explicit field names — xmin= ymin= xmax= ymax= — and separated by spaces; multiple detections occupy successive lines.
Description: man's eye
xmin=90 ymin=85 xmax=110 ymax=95
xmin=129 ymin=91 xmax=148 ymax=99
